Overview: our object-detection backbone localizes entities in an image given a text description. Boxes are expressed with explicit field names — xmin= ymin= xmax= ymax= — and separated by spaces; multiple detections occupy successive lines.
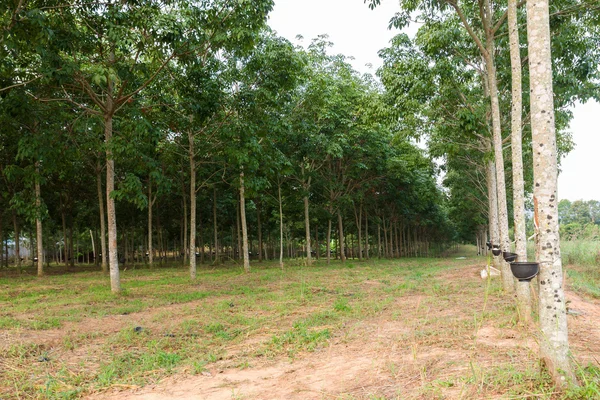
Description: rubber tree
xmin=526 ymin=0 xmax=576 ymax=385
xmin=507 ymin=0 xmax=531 ymax=323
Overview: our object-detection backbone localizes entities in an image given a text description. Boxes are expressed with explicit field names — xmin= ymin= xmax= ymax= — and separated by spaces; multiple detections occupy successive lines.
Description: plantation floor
xmin=1 ymin=251 xmax=599 ymax=399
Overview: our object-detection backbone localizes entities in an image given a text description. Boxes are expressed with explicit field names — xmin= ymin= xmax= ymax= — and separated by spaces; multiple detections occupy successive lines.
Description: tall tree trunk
xmin=96 ymin=162 xmax=108 ymax=273
xmin=377 ymin=223 xmax=381 ymax=259
xmin=278 ymin=182 xmax=284 ymax=269
xmin=338 ymin=209 xmax=345 ymax=262
xmin=61 ymin=197 xmax=68 ymax=268
xmin=182 ymin=181 xmax=188 ymax=266
xmin=148 ymin=181 xmax=154 ymax=267
xmin=105 ymin=112 xmax=120 ymax=292
xmin=104 ymin=59 xmax=120 ymax=292
xmin=236 ymin=195 xmax=242 ymax=260
xmin=365 ymin=210 xmax=369 ymax=259
xmin=69 ymin=225 xmax=74 ymax=268
xmin=12 ymin=211 xmax=20 ymax=268
xmin=326 ymin=218 xmax=332 ymax=265
xmin=257 ymin=202 xmax=263 ymax=262
xmin=315 ymin=225 xmax=319 ymax=260
xmin=527 ymin=0 xmax=576 ymax=384
xmin=188 ymin=131 xmax=196 ymax=279
xmin=35 ymin=163 xmax=43 ymax=276
xmin=394 ymin=220 xmax=400 ymax=258
xmin=304 ymin=194 xmax=312 ymax=265
xmin=487 ymin=159 xmax=500 ymax=264
xmin=508 ymin=0 xmax=531 ymax=323
xmin=240 ymin=171 xmax=250 ymax=273
xmin=481 ymin=0 xmax=512 ymax=292
xmin=354 ymin=202 xmax=363 ymax=261
xmin=213 ymin=187 xmax=219 ymax=264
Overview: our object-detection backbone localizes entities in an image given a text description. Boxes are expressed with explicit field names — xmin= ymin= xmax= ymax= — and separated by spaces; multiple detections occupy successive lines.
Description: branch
xmin=0 ymin=75 xmax=42 ymax=92
xmin=447 ymin=0 xmax=488 ymax=58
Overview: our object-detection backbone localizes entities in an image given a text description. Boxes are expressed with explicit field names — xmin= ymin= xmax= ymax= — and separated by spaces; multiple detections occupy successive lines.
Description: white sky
xmin=268 ymin=0 xmax=600 ymax=202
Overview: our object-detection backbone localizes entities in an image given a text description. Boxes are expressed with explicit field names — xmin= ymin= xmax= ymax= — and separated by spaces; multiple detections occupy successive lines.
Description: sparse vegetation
xmin=1 ymin=248 xmax=599 ymax=399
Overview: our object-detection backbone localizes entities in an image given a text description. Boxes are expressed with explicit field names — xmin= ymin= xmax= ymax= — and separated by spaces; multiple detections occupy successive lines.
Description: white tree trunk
xmin=304 ymin=195 xmax=312 ymax=265
xmin=484 ymin=38 xmax=513 ymax=293
xmin=213 ymin=187 xmax=219 ymax=263
xmin=338 ymin=210 xmax=345 ymax=262
xmin=105 ymin=112 xmax=120 ymax=292
xmin=148 ymin=181 xmax=153 ymax=267
xmin=278 ymin=182 xmax=284 ymax=269
xmin=508 ymin=0 xmax=531 ymax=323
xmin=188 ymin=131 xmax=196 ymax=279
xmin=35 ymin=163 xmax=43 ymax=277
xmin=526 ymin=0 xmax=576 ymax=385
xmin=240 ymin=171 xmax=250 ymax=273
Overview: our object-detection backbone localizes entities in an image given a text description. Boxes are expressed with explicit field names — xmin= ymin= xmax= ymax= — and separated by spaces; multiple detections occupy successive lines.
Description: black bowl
xmin=503 ymin=252 xmax=518 ymax=262
xmin=491 ymin=248 xmax=501 ymax=256
xmin=486 ymin=241 xmax=492 ymax=250
xmin=510 ymin=262 xmax=539 ymax=281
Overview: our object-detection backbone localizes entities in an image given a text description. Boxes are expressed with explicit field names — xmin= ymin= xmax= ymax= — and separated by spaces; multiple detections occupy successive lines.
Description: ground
xmin=1 ymin=253 xmax=599 ymax=399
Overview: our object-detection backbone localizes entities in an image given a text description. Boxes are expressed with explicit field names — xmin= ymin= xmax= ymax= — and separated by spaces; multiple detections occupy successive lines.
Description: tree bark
xmin=527 ymin=0 xmax=576 ymax=384
xmin=61 ymin=196 xmax=68 ymax=268
xmin=240 ymin=171 xmax=250 ymax=273
xmin=188 ymin=131 xmax=196 ymax=279
xmin=105 ymin=112 xmax=120 ymax=292
xmin=213 ymin=187 xmax=219 ymax=264
xmin=278 ymin=182 xmax=284 ymax=269
xmin=508 ymin=0 xmax=531 ymax=323
xmin=481 ymin=0 xmax=513 ymax=293
xmin=148 ymin=180 xmax=154 ymax=267
xmin=326 ymin=216 xmax=332 ymax=265
xmin=365 ymin=210 xmax=369 ymax=259
xmin=35 ymin=163 xmax=43 ymax=276
xmin=182 ymin=181 xmax=188 ymax=266
xmin=338 ymin=209 xmax=345 ymax=262
xmin=377 ymin=223 xmax=381 ymax=259
xmin=304 ymin=195 xmax=312 ymax=265
xmin=354 ymin=202 xmax=363 ymax=261
xmin=257 ymin=202 xmax=263 ymax=262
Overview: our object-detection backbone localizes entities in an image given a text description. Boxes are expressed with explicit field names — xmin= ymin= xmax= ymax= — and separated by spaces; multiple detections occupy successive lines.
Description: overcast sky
xmin=268 ymin=0 xmax=600 ymax=202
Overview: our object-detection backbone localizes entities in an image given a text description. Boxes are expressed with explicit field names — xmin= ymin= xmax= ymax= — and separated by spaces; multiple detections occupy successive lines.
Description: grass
xmin=0 ymin=246 xmax=599 ymax=399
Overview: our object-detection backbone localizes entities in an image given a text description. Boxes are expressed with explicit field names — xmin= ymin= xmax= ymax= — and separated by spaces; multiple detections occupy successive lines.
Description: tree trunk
xmin=354 ymin=202 xmax=363 ymax=261
xmin=327 ymin=217 xmax=332 ymax=265
xmin=365 ymin=210 xmax=369 ymax=259
xmin=508 ymin=0 xmax=531 ymax=323
xmin=148 ymin=181 xmax=154 ymax=267
xmin=236 ymin=195 xmax=242 ymax=260
xmin=486 ymin=159 xmax=500 ymax=264
xmin=377 ymin=223 xmax=381 ymax=259
xmin=315 ymin=225 xmax=319 ymax=260
xmin=213 ymin=187 xmax=219 ymax=264
xmin=527 ymin=0 xmax=576 ymax=384
xmin=61 ymin=197 xmax=68 ymax=268
xmin=182 ymin=181 xmax=188 ymax=266
xmin=480 ymin=0 xmax=512 ymax=293
xmin=105 ymin=111 xmax=121 ymax=292
xmin=278 ymin=182 xmax=284 ymax=269
xmin=96 ymin=162 xmax=108 ymax=273
xmin=338 ymin=209 xmax=345 ymax=262
xmin=240 ymin=171 xmax=250 ymax=273
xmin=188 ymin=131 xmax=196 ymax=279
xmin=257 ymin=202 xmax=263 ymax=262
xmin=35 ymin=163 xmax=43 ymax=276
xmin=304 ymin=195 xmax=312 ymax=265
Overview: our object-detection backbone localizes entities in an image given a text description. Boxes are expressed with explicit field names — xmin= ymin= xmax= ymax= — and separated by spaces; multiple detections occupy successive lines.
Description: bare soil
xmin=3 ymin=263 xmax=599 ymax=399
xmin=81 ymin=265 xmax=600 ymax=400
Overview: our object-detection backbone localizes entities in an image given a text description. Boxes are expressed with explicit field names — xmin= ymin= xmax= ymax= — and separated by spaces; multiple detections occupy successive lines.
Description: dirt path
xmin=84 ymin=265 xmax=600 ymax=400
